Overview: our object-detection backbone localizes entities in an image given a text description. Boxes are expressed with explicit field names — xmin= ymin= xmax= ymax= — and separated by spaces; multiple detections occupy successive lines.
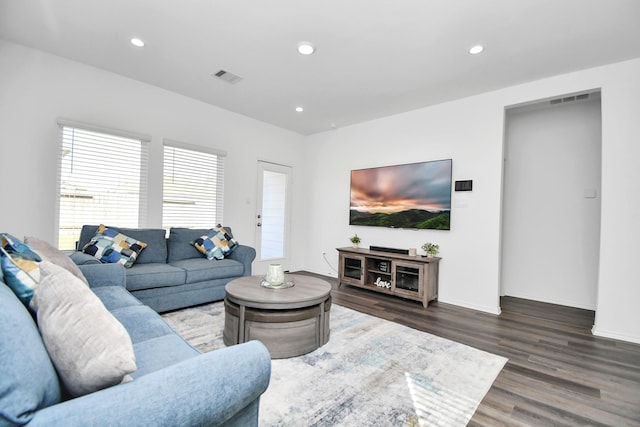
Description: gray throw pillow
xmin=33 ymin=261 xmax=137 ymax=396
xmin=24 ymin=236 xmax=89 ymax=286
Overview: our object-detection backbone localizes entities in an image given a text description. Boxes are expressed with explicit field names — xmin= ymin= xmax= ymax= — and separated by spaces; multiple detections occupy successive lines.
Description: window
xmin=56 ymin=119 xmax=150 ymax=250
xmin=162 ymin=140 xmax=226 ymax=229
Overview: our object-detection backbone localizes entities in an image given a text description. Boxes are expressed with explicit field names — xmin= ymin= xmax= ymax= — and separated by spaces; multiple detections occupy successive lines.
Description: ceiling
xmin=1 ymin=0 xmax=639 ymax=135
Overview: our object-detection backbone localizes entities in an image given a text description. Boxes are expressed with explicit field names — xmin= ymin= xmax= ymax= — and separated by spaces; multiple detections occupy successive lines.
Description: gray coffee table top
xmin=225 ymin=274 xmax=331 ymax=310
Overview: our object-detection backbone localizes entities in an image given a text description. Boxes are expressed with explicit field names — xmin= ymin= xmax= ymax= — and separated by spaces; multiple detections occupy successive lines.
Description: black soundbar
xmin=369 ymin=245 xmax=409 ymax=255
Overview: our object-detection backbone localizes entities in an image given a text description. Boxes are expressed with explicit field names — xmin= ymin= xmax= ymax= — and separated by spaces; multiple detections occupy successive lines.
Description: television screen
xmin=349 ymin=159 xmax=452 ymax=230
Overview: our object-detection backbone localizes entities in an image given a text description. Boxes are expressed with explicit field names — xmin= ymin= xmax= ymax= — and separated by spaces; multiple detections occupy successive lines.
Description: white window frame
xmin=55 ymin=118 xmax=150 ymax=250
xmin=162 ymin=139 xmax=226 ymax=230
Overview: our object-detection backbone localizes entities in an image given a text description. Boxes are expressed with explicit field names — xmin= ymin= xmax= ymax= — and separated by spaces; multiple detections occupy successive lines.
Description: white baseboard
xmin=591 ymin=326 xmax=640 ymax=345
xmin=438 ymin=297 xmax=502 ymax=315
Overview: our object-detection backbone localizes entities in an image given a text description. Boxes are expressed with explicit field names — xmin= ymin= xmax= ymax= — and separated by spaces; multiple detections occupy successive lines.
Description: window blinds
xmin=56 ymin=122 xmax=149 ymax=250
xmin=162 ymin=140 xmax=225 ymax=230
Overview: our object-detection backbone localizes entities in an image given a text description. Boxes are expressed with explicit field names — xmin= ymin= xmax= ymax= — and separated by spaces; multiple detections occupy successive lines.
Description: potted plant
xmin=421 ymin=242 xmax=439 ymax=257
xmin=350 ymin=234 xmax=361 ymax=248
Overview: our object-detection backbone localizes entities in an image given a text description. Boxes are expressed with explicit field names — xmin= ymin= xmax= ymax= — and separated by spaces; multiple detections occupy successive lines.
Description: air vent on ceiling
xmin=550 ymin=93 xmax=590 ymax=105
xmin=213 ymin=69 xmax=243 ymax=84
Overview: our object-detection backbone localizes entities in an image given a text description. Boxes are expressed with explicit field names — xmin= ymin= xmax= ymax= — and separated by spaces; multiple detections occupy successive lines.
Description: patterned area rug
xmin=162 ymin=302 xmax=507 ymax=426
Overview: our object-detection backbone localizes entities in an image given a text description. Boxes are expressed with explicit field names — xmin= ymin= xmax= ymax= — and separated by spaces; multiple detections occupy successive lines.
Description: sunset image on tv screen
xmin=349 ymin=159 xmax=452 ymax=230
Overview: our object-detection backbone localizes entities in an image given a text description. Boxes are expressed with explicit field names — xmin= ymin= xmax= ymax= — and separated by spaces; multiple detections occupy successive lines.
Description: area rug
xmin=162 ymin=302 xmax=507 ymax=426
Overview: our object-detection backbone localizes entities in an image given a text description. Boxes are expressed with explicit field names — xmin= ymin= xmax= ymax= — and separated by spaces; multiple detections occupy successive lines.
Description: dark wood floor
xmin=304 ymin=273 xmax=640 ymax=426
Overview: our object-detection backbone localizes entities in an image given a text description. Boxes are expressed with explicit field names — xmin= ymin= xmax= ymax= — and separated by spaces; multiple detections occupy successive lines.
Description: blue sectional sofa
xmin=70 ymin=226 xmax=256 ymax=312
xmin=0 ymin=261 xmax=271 ymax=427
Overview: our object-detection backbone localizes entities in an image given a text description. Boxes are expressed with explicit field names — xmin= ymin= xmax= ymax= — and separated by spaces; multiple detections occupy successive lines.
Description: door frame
xmin=254 ymin=160 xmax=292 ymax=275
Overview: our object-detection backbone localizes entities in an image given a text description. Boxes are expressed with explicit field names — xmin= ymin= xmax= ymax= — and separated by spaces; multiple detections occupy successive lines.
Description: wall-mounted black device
xmin=455 ymin=180 xmax=473 ymax=191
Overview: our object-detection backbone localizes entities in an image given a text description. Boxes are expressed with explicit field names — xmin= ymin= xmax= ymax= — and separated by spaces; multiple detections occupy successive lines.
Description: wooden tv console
xmin=337 ymin=247 xmax=440 ymax=308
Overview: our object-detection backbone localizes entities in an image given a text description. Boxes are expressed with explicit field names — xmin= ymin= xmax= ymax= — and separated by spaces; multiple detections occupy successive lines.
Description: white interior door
xmin=255 ymin=161 xmax=292 ymax=275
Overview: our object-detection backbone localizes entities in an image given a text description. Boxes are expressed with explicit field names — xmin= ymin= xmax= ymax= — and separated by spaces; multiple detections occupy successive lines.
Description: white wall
xmin=2 ymin=39 xmax=639 ymax=343
xmin=304 ymin=95 xmax=506 ymax=314
xmin=501 ymin=97 xmax=602 ymax=310
xmin=593 ymin=60 xmax=640 ymax=344
xmin=304 ymin=58 xmax=640 ymax=343
xmin=0 ymin=40 xmax=307 ymax=272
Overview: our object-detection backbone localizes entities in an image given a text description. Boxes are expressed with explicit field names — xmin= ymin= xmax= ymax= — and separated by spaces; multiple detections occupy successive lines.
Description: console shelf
xmin=337 ymin=247 xmax=440 ymax=308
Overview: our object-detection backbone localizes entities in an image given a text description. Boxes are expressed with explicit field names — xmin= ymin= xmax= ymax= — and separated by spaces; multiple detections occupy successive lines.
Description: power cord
xmin=322 ymin=252 xmax=338 ymax=273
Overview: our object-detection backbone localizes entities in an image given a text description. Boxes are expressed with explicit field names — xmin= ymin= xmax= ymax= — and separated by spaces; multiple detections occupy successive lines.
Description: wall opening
xmin=500 ymin=90 xmax=602 ymax=310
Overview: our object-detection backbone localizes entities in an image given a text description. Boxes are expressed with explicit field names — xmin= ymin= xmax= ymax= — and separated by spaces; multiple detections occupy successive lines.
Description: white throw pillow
xmin=33 ymin=261 xmax=137 ymax=396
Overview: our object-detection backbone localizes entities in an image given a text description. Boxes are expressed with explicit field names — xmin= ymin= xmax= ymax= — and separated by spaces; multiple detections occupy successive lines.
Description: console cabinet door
xmin=339 ymin=253 xmax=365 ymax=285
xmin=392 ymin=261 xmax=423 ymax=299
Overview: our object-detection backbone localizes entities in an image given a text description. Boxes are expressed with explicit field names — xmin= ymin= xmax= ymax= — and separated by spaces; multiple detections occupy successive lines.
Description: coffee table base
xmin=223 ymin=296 xmax=331 ymax=359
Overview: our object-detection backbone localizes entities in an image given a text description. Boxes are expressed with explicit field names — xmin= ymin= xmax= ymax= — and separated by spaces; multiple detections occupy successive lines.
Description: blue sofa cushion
xmin=132 ymin=335 xmax=199 ymax=378
xmin=124 ymin=263 xmax=186 ymax=291
xmin=170 ymin=258 xmax=244 ymax=284
xmin=92 ymin=285 xmax=145 ymax=311
xmin=168 ymin=227 xmax=233 ymax=263
xmin=109 ymin=305 xmax=177 ymax=344
xmin=78 ymin=225 xmax=168 ymax=265
xmin=83 ymin=284 xmax=199 ymax=378
xmin=167 ymin=228 xmax=207 ymax=262
xmin=0 ymin=280 xmax=61 ymax=425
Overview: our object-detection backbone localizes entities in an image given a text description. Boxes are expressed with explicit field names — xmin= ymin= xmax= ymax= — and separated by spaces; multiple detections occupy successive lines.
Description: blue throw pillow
xmin=0 ymin=233 xmax=42 ymax=307
xmin=191 ymin=226 xmax=238 ymax=260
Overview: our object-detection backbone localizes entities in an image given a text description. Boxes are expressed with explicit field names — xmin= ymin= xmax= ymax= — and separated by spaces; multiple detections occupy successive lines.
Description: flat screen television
xmin=349 ymin=159 xmax=452 ymax=230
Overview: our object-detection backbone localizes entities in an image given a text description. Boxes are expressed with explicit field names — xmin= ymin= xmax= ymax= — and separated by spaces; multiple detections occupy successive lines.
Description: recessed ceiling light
xmin=295 ymin=106 xmax=304 ymax=112
xmin=130 ymin=38 xmax=145 ymax=47
xmin=296 ymin=42 xmax=315 ymax=55
xmin=469 ymin=45 xmax=484 ymax=55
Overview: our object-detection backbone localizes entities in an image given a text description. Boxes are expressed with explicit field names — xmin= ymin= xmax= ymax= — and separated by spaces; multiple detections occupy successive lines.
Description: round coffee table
xmin=223 ymin=274 xmax=332 ymax=359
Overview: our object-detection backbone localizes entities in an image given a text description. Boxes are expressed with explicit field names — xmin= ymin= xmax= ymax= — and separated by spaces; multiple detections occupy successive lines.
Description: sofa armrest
xmin=28 ymin=341 xmax=271 ymax=427
xmin=77 ymin=263 xmax=127 ymax=288
xmin=227 ymin=245 xmax=256 ymax=276
xmin=69 ymin=251 xmax=102 ymax=265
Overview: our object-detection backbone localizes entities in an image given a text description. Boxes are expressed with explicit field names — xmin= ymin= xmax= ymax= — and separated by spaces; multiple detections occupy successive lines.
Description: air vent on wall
xmin=212 ymin=69 xmax=243 ymax=84
xmin=550 ymin=93 xmax=590 ymax=105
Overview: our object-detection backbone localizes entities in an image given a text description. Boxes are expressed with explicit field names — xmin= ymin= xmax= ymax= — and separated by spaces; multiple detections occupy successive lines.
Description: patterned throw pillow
xmin=191 ymin=226 xmax=238 ymax=260
xmin=82 ymin=225 xmax=147 ymax=268
xmin=0 ymin=233 xmax=42 ymax=307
